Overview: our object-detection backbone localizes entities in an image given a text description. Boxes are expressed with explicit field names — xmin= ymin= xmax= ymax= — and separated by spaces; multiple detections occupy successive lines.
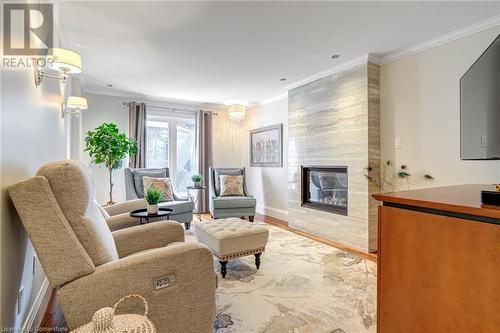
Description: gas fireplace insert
xmin=301 ymin=166 xmax=348 ymax=215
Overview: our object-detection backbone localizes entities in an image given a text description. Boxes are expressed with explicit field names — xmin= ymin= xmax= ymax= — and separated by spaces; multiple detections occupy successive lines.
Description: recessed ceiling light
xmin=280 ymin=78 xmax=287 ymax=81
xmin=106 ymin=84 xmax=113 ymax=88
xmin=331 ymin=54 xmax=340 ymax=59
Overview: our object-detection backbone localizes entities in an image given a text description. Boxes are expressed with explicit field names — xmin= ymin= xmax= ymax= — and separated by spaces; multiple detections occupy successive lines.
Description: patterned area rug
xmin=186 ymin=222 xmax=376 ymax=333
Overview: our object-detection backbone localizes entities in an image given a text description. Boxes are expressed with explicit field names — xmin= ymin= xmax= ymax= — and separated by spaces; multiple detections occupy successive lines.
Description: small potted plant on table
xmin=191 ymin=174 xmax=203 ymax=187
xmin=145 ymin=186 xmax=165 ymax=215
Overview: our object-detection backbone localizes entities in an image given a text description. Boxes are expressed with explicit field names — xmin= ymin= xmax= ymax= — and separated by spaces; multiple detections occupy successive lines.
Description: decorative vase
xmin=147 ymin=204 xmax=159 ymax=215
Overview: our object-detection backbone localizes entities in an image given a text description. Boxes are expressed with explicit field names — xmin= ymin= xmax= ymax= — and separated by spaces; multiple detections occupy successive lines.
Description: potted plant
xmin=144 ymin=186 xmax=165 ymax=215
xmin=191 ymin=174 xmax=203 ymax=187
xmin=85 ymin=123 xmax=137 ymax=205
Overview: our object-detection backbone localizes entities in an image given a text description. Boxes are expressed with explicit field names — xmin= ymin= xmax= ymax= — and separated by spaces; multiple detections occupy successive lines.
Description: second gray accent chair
xmin=209 ymin=167 xmax=256 ymax=221
xmin=124 ymin=167 xmax=194 ymax=229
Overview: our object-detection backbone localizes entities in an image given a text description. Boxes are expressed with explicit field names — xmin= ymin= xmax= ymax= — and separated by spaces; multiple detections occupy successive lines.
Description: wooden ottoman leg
xmin=254 ymin=253 xmax=261 ymax=269
xmin=219 ymin=260 xmax=228 ymax=278
xmin=249 ymin=216 xmax=254 ymax=222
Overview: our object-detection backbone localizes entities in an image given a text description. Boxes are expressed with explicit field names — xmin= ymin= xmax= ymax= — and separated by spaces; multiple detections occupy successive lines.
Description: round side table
xmin=187 ymin=186 xmax=207 ymax=220
xmin=129 ymin=208 xmax=173 ymax=224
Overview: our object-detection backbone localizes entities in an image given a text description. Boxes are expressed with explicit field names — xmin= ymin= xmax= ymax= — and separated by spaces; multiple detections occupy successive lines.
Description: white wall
xmin=212 ymin=108 xmax=244 ymax=168
xmin=380 ymin=26 xmax=500 ymax=188
xmin=1 ymin=68 xmax=68 ymax=329
xmin=241 ymin=97 xmax=289 ymax=220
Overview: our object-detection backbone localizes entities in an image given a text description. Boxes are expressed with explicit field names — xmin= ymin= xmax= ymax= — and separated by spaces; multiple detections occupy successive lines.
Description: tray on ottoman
xmin=195 ymin=218 xmax=269 ymax=278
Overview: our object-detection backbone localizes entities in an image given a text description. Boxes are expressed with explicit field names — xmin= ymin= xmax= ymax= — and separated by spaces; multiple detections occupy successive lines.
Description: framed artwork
xmin=250 ymin=124 xmax=283 ymax=167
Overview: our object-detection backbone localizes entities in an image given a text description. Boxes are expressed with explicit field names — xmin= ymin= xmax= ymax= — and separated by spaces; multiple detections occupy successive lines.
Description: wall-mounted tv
xmin=460 ymin=34 xmax=500 ymax=160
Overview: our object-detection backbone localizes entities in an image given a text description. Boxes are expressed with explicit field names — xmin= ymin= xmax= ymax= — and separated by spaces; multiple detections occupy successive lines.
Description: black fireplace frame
xmin=301 ymin=166 xmax=348 ymax=216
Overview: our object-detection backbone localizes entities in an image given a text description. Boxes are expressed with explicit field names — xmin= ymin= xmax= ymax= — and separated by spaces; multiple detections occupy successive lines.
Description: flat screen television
xmin=460 ymin=34 xmax=500 ymax=160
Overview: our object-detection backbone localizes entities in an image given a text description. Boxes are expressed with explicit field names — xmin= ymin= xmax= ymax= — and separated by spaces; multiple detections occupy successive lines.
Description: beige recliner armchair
xmin=8 ymin=160 xmax=216 ymax=332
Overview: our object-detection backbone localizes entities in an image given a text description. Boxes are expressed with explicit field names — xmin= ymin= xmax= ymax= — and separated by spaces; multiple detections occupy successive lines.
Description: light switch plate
xmin=395 ymin=137 xmax=403 ymax=149
xmin=481 ymin=135 xmax=487 ymax=148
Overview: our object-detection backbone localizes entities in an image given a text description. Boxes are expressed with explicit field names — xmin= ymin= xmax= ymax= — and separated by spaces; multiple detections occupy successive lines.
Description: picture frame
xmin=250 ymin=123 xmax=283 ymax=167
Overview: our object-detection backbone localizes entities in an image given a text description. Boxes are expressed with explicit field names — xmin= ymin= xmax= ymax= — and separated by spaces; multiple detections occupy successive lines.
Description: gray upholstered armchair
xmin=8 ymin=160 xmax=216 ymax=333
xmin=124 ymin=167 xmax=194 ymax=229
xmin=209 ymin=167 xmax=256 ymax=221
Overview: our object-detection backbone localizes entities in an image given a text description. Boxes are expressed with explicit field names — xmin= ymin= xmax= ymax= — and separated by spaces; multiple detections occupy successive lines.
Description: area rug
xmin=186 ymin=222 xmax=376 ymax=333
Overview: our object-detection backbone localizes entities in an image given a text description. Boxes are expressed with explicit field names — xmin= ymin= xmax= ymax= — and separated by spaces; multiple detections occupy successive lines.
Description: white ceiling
xmin=59 ymin=1 xmax=500 ymax=105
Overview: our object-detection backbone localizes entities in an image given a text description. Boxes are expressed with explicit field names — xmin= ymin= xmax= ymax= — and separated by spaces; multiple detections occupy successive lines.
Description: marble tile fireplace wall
xmin=288 ymin=61 xmax=380 ymax=253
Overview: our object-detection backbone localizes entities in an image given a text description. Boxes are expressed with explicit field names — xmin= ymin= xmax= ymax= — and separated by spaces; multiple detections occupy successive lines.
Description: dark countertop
xmin=373 ymin=184 xmax=500 ymax=221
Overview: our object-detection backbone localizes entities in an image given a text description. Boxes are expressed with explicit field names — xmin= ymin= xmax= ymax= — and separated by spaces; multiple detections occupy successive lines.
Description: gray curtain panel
xmin=196 ymin=110 xmax=213 ymax=212
xmin=128 ymin=102 xmax=147 ymax=168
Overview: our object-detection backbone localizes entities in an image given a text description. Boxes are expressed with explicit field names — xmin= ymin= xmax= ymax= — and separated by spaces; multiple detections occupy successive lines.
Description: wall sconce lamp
xmin=35 ymin=48 xmax=82 ymax=87
xmin=62 ymin=96 xmax=88 ymax=117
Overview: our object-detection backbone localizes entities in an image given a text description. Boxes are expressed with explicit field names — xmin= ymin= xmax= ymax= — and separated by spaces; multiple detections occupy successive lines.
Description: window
xmin=146 ymin=121 xmax=169 ymax=168
xmin=176 ymin=121 xmax=196 ymax=194
xmin=146 ymin=110 xmax=197 ymax=196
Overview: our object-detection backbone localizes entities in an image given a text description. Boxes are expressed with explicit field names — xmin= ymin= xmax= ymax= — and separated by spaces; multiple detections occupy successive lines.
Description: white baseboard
xmin=22 ymin=277 xmax=51 ymax=332
xmin=256 ymin=204 xmax=288 ymax=221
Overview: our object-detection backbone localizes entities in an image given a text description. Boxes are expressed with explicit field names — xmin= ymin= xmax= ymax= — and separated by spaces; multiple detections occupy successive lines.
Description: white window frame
xmin=146 ymin=109 xmax=197 ymax=195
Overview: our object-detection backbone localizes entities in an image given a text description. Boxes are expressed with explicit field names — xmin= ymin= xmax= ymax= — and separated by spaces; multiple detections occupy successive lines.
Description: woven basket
xmin=72 ymin=295 xmax=156 ymax=333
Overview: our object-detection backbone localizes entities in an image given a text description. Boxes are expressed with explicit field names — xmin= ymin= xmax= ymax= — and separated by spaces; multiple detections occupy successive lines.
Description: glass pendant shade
xmin=228 ymin=104 xmax=246 ymax=122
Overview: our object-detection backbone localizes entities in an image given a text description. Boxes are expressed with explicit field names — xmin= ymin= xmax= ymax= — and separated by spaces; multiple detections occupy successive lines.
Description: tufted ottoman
xmin=195 ymin=218 xmax=269 ymax=278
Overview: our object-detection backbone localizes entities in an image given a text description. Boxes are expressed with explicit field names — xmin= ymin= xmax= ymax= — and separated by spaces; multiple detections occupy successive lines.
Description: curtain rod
xmin=122 ymin=102 xmax=217 ymax=115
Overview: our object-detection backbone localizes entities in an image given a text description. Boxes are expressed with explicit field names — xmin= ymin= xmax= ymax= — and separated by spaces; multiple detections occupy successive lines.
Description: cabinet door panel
xmin=378 ymin=206 xmax=500 ymax=333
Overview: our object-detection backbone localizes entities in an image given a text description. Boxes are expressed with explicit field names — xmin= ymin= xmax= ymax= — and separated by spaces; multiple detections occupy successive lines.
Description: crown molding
xmin=367 ymin=53 xmax=382 ymax=65
xmin=281 ymin=16 xmax=499 ymax=91
xmin=285 ymin=53 xmax=373 ymax=91
xmin=379 ymin=15 xmax=500 ymax=64
xmin=259 ymin=92 xmax=288 ymax=105
xmin=82 ymin=85 xmax=224 ymax=109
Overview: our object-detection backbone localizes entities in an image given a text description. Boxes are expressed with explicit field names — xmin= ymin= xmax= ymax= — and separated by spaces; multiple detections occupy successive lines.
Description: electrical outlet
xmin=17 ymin=286 xmax=24 ymax=315
xmin=32 ymin=255 xmax=37 ymax=275
xmin=153 ymin=274 xmax=176 ymax=290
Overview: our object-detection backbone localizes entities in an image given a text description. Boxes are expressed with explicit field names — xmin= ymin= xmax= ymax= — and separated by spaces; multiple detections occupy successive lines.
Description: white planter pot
xmin=147 ymin=204 xmax=159 ymax=215
xmin=194 ymin=181 xmax=202 ymax=188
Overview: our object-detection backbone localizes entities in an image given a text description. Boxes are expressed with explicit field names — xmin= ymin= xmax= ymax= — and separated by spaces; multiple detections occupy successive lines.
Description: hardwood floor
xmin=38 ymin=290 xmax=68 ymax=332
xmin=37 ymin=213 xmax=376 ymax=332
xmin=256 ymin=213 xmax=377 ymax=262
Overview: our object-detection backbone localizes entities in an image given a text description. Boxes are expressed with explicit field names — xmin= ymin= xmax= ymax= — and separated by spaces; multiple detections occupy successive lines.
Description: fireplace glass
xmin=301 ymin=166 xmax=348 ymax=215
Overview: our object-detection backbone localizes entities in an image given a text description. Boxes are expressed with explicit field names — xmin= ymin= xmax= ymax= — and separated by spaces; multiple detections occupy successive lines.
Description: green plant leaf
xmin=144 ymin=186 xmax=165 ymax=204
xmin=191 ymin=174 xmax=203 ymax=182
xmin=84 ymin=122 xmax=138 ymax=169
